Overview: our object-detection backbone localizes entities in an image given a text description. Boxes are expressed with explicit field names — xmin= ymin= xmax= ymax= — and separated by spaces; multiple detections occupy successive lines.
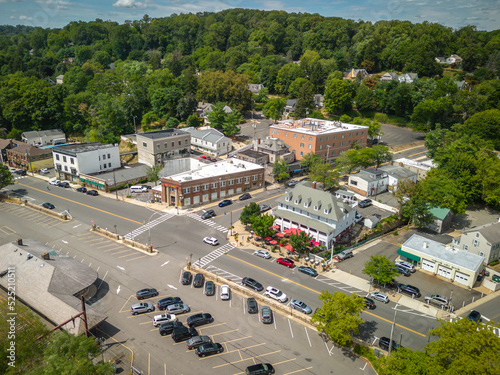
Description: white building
xmin=22 ymin=129 xmax=66 ymax=146
xmin=53 ymin=142 xmax=120 ymax=182
xmin=184 ymin=127 xmax=232 ymax=156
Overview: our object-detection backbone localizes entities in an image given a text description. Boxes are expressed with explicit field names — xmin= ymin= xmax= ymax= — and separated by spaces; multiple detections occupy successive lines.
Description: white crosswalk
xmin=192 ymin=244 xmax=234 ymax=268
xmin=203 ymin=264 xmax=242 ymax=282
xmin=188 ymin=213 xmax=229 ymax=233
xmin=314 ymin=276 xmax=365 ymax=295
xmin=123 ymin=213 xmax=174 ymax=240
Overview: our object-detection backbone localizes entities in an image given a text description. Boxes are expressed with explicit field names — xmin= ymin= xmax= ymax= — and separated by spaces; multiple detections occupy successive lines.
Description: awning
xmin=397 ymin=248 xmax=420 ymax=262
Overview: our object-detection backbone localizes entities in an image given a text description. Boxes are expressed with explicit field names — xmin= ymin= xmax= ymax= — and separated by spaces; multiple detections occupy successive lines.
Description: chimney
xmin=312 ymin=181 xmax=317 ymax=189
xmin=423 ymin=242 xmax=428 ymax=249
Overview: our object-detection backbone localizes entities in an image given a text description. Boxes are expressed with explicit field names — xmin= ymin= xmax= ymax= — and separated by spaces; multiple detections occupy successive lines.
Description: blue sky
xmin=0 ymin=0 xmax=498 ymax=31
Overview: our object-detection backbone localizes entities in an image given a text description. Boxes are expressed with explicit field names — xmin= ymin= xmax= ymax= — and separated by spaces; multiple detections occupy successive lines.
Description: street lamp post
xmin=147 ymin=211 xmax=161 ymax=247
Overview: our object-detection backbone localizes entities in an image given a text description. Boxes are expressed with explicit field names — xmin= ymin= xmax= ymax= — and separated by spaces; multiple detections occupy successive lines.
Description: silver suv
xmin=130 ymin=302 xmax=154 ymax=315
xmin=425 ymin=294 xmax=449 ymax=307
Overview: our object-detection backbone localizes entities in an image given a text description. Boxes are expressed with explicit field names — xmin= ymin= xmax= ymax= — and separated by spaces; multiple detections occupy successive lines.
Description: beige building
xmin=137 ymin=129 xmax=190 ymax=166
xmin=257 ymin=137 xmax=295 ymax=164
xmin=453 ymin=220 xmax=500 ymax=264
xmin=236 ymin=149 xmax=269 ymax=166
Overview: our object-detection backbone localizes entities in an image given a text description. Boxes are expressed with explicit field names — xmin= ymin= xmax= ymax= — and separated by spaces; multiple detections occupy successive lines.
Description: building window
xmin=473 ymin=240 xmax=479 ymax=247
xmin=70 ymin=158 xmax=74 ymax=164
xmin=332 ymin=143 xmax=335 ymax=147
xmin=63 ymin=156 xmax=67 ymax=162
xmin=479 ymin=251 xmax=484 ymax=257
xmin=319 ymin=145 xmax=323 ymax=149
xmin=183 ymin=187 xmax=190 ymax=194
xmin=164 ymin=143 xmax=168 ymax=148
xmin=349 ymin=133 xmax=352 ymax=137
xmin=211 ymin=182 xmax=217 ymax=188
xmin=326 ymin=136 xmax=329 ymax=140
xmin=333 ymin=135 xmax=337 ymax=140
xmin=103 ymin=154 xmax=106 ymax=160
xmin=252 ymin=175 xmax=258 ymax=181
xmin=178 ymin=141 xmax=181 ymax=145
xmin=276 ymin=131 xmax=280 ymax=135
xmin=203 ymin=184 xmax=209 ymax=190
xmin=320 ymin=137 xmax=323 ymax=141
xmin=356 ymin=132 xmax=359 ymax=136
xmin=107 ymin=153 xmax=110 ymax=158
xmin=64 ymin=166 xmax=68 ymax=171
xmin=351 ymin=180 xmax=358 ymax=186
xmin=293 ymin=134 xmax=297 ymax=138
xmin=236 ymin=178 xmax=242 ymax=184
xmin=475 ymin=233 xmax=479 ymax=238
xmin=245 ymin=177 xmax=250 ymax=183
xmin=103 ymin=163 xmax=107 ymax=168
xmin=193 ymin=186 xmax=200 ymax=192
xmin=220 ymin=181 xmax=226 ymax=187
xmin=464 ymin=244 xmax=469 ymax=250
xmin=229 ymin=179 xmax=234 ymax=185
xmin=157 ymin=144 xmax=160 ymax=149
xmin=171 ymin=142 xmax=174 ymax=147
xmin=341 ymin=134 xmax=345 ymax=139
xmin=300 ymin=143 xmax=304 ymax=148
xmin=56 ymin=154 xmax=60 ymax=160
xmin=309 ymin=137 xmax=312 ymax=141
xmin=285 ymin=132 xmax=288 ymax=136
xmin=349 ymin=140 xmax=352 ymax=145
xmin=271 ymin=130 xmax=275 ymax=134
xmin=308 ymin=144 xmax=312 ymax=149
xmin=301 ymin=135 xmax=305 ymax=140
xmin=300 ymin=151 xmax=303 ymax=156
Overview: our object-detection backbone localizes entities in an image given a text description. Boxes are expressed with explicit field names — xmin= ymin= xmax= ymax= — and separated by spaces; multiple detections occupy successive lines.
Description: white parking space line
xmin=274 ymin=319 xmax=277 ymax=330
xmin=304 ymin=327 xmax=312 ymax=347
xmin=288 ymin=319 xmax=294 ymax=338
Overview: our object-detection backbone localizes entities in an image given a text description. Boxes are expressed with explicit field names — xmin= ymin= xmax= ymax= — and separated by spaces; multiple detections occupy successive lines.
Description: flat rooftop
xmin=53 ymin=142 xmax=116 ymax=156
xmin=271 ymin=118 xmax=368 ymax=136
xmin=137 ymin=129 xmax=188 ymax=139
xmin=166 ymin=158 xmax=264 ymax=182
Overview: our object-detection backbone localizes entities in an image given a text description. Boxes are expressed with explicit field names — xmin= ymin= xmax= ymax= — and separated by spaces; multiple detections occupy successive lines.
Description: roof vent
xmin=423 ymin=242 xmax=428 ymax=249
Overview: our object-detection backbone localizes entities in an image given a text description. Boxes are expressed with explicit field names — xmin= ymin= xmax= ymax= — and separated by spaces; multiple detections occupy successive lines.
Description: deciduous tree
xmin=372 ymin=145 xmax=392 ymax=167
xmin=251 ymin=214 xmax=275 ymax=239
xmin=324 ymin=78 xmax=356 ymax=114
xmin=362 ymin=255 xmax=399 ymax=285
xmin=288 ymin=230 xmax=311 ymax=254
xmin=272 ymin=159 xmax=289 ymax=181
xmin=309 ymin=163 xmax=339 ymax=191
xmin=0 ymin=165 xmax=14 ymax=189
xmin=240 ymin=202 xmax=261 ymax=226
xmin=263 ymin=98 xmax=286 ymax=122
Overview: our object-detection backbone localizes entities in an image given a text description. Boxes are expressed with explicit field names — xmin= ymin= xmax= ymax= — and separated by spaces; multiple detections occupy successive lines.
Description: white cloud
xmin=19 ymin=15 xmax=33 ymax=20
xmin=113 ymin=0 xmax=146 ymax=8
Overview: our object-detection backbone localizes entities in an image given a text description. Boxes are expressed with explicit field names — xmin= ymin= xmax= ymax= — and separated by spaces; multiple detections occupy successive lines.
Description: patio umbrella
xmin=269 ymin=240 xmax=278 ymax=245
xmin=264 ymin=237 xmax=272 ymax=241
xmin=311 ymin=241 xmax=321 ymax=246
xmin=283 ymin=229 xmax=292 ymax=235
xmin=270 ymin=225 xmax=280 ymax=230
xmin=253 ymin=234 xmax=261 ymax=239
xmin=285 ymin=245 xmax=294 ymax=251
xmin=289 ymin=228 xmax=302 ymax=235
xmin=276 ymin=232 xmax=285 ymax=238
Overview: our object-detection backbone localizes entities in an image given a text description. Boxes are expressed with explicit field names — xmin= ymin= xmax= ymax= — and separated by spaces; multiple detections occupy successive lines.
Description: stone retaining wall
xmin=91 ymin=225 xmax=154 ymax=253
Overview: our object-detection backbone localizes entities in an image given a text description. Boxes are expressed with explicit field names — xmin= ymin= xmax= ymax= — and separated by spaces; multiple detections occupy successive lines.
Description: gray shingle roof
xmin=183 ymin=127 xmax=230 ymax=144
xmin=22 ymin=129 xmax=65 ymax=139
xmin=462 ymin=221 xmax=500 ymax=244
xmin=379 ymin=165 xmax=417 ymax=179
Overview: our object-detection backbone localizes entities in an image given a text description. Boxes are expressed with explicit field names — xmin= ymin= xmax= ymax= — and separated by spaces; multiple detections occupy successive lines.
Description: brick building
xmin=269 ymin=118 xmax=369 ymax=162
xmin=5 ymin=141 xmax=53 ymax=171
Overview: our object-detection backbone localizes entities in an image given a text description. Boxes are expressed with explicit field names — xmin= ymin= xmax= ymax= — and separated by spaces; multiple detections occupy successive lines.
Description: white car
xmin=49 ymin=180 xmax=60 ymax=186
xmin=203 ymin=237 xmax=219 ymax=246
xmin=220 ymin=285 xmax=230 ymax=300
xmin=253 ymin=250 xmax=271 ymax=259
xmin=264 ymin=286 xmax=288 ymax=303
xmin=152 ymin=313 xmax=177 ymax=327
xmin=370 ymin=291 xmax=390 ymax=304
xmin=40 ymin=168 xmax=49 ymax=174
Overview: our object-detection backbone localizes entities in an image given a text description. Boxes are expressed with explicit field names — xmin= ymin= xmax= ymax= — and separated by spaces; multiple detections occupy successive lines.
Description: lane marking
xmin=284 ymin=367 xmax=313 ymax=374
xmin=304 ymin=327 xmax=312 ymax=347
xmin=214 ymin=192 xmax=285 ymax=219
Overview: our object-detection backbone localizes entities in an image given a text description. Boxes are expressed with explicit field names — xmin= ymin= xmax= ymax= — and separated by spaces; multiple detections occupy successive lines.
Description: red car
xmin=276 ymin=257 xmax=295 ymax=268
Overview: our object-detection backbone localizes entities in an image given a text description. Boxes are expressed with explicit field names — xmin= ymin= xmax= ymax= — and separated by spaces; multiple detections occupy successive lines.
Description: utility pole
xmin=389 ymin=308 xmax=398 ymax=354
xmin=112 ymin=170 xmax=118 ymax=200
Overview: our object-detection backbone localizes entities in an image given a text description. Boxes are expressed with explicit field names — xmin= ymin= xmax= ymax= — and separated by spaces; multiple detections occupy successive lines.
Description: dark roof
xmin=53 ymin=142 xmax=115 ymax=156
xmin=237 ymin=149 xmax=268 ymax=159
xmin=7 ymin=141 xmax=52 ymax=156
xmin=83 ymin=164 xmax=149 ymax=184
xmin=138 ymin=129 xmax=188 ymax=140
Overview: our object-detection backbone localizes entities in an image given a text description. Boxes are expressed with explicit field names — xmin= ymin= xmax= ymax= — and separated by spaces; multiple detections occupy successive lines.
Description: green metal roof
xmin=397 ymin=248 xmax=421 ymax=262
xmin=429 ymin=206 xmax=451 ymax=221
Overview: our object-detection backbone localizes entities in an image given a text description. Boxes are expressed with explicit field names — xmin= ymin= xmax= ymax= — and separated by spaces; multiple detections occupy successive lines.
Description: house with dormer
xmin=348 ymin=168 xmax=389 ymax=197
xmin=344 ymin=68 xmax=369 ymax=80
xmin=273 ymin=181 xmax=356 ymax=248
xmin=380 ymin=72 xmax=399 ymax=82
xmin=398 ymin=73 xmax=418 ymax=84
xmin=452 ymin=220 xmax=500 ymax=264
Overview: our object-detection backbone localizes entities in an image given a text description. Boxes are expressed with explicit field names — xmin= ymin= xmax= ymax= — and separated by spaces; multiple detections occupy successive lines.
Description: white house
xmin=273 ymin=182 xmax=356 ymax=249
xmin=348 ymin=166 xmax=417 ymax=195
xmin=52 ymin=142 xmax=120 ymax=183
xmin=22 ymin=129 xmax=66 ymax=146
xmin=184 ymin=127 xmax=232 ymax=156
xmin=398 ymin=73 xmax=418 ymax=84
xmin=379 ymin=165 xmax=418 ymax=191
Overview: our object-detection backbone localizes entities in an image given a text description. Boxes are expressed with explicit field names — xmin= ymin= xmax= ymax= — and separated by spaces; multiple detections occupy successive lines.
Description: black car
xmin=398 ymin=284 xmax=421 ymax=298
xmin=13 ymin=170 xmax=27 ymax=176
xmin=204 ymin=281 xmax=215 ymax=296
xmin=246 ymin=363 xmax=275 ymax=375
xmin=157 ymin=297 xmax=182 ymax=310
xmin=363 ymin=297 xmax=375 ymax=310
xmin=136 ymin=288 xmax=158 ymax=300
xmin=247 ymin=298 xmax=258 ymax=314
xmin=396 ymin=266 xmax=411 ymax=277
xmin=218 ymin=199 xmax=232 ymax=207
xmin=187 ymin=313 xmax=214 ymax=327
xmin=76 ymin=187 xmax=87 ymax=193
xmin=58 ymin=181 xmax=70 ymax=188
xmin=193 ymin=273 xmax=204 ymax=288
xmin=86 ymin=190 xmax=99 ymax=196
xmin=297 ymin=266 xmax=318 ymax=277
xmin=241 ymin=277 xmax=264 ymax=292
xmin=358 ymin=199 xmax=372 ymax=208
xmin=239 ymin=193 xmax=251 ymax=200
xmin=159 ymin=321 xmax=184 ymax=336
xmin=42 ymin=202 xmax=55 ymax=209
xmin=201 ymin=210 xmax=216 ymax=220
xmin=196 ymin=343 xmax=223 ymax=357
xmin=379 ymin=337 xmax=401 ymax=351
xmin=468 ymin=310 xmax=482 ymax=323
xmin=181 ymin=271 xmax=192 ymax=285
xmin=171 ymin=326 xmax=198 ymax=343
xmin=261 ymin=306 xmax=273 ymax=324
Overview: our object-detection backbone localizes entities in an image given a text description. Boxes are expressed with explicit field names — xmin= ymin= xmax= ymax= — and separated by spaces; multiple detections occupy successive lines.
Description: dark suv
xmin=241 ymin=277 xmax=264 ymax=292
xmin=398 ymin=284 xmax=421 ymax=298
xmin=181 ymin=271 xmax=192 ymax=285
xmin=247 ymin=298 xmax=258 ymax=314
xmin=159 ymin=321 xmax=184 ymax=336
xmin=136 ymin=288 xmax=159 ymax=300
xmin=245 ymin=363 xmax=275 ymax=374
xmin=379 ymin=337 xmax=401 ymax=351
xmin=363 ymin=297 xmax=375 ymax=310
xmin=171 ymin=326 xmax=198 ymax=342
xmin=187 ymin=313 xmax=214 ymax=327
xmin=201 ymin=210 xmax=216 ymax=220
xmin=204 ymin=281 xmax=215 ymax=296
xmin=193 ymin=273 xmax=204 ymax=288
xmin=157 ymin=297 xmax=182 ymax=310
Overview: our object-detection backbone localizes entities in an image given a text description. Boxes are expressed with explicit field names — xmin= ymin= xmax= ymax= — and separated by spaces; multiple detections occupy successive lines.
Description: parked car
xmin=166 ymin=303 xmax=190 ymax=315
xmin=259 ymin=204 xmax=271 ymax=213
xmin=467 ymin=310 xmax=482 ymax=323
xmin=395 ymin=266 xmax=411 ymax=277
xmin=86 ymin=190 xmax=99 ymax=196
xmin=39 ymin=168 xmax=49 ymax=174
xmin=247 ymin=298 xmax=258 ymax=314
xmin=220 ymin=285 xmax=230 ymax=300
xmin=130 ymin=302 xmax=154 ymax=315
xmin=241 ymin=277 xmax=264 ymax=292
xmin=354 ymin=213 xmax=364 ymax=223
xmin=218 ymin=199 xmax=232 ymax=207
xmin=370 ymin=291 xmax=389 ymax=304
xmin=42 ymin=202 xmax=55 ymax=210
xmin=492 ymin=274 xmax=500 ymax=283
xmin=136 ymin=288 xmax=159 ymax=300
xmin=196 ymin=343 xmax=223 ymax=357
xmin=424 ymin=294 xmax=449 ymax=307
xmin=186 ymin=335 xmax=212 ymax=350
xmin=358 ymin=199 xmax=372 ymax=208
xmin=181 ymin=271 xmax=192 ymax=285
xmin=290 ymin=299 xmax=312 ymax=314
xmin=363 ymin=297 xmax=376 ymax=310
xmin=264 ymin=286 xmax=288 ymax=303
xmin=239 ymin=193 xmax=251 ymax=200
xmin=204 ymin=281 xmax=215 ymax=296
xmin=253 ymin=250 xmax=271 ymax=259
xmin=172 ymin=326 xmax=198 ymax=342
xmin=395 ymin=260 xmax=416 ymax=273
xmin=260 ymin=306 xmax=273 ymax=324
xmin=398 ymin=284 xmax=421 ymax=298
xmin=58 ymin=181 xmax=70 ymax=188
xmin=193 ymin=273 xmax=205 ymax=288
xmin=49 ymin=180 xmax=60 ymax=186
xmin=201 ymin=210 xmax=216 ymax=220
xmin=287 ymin=179 xmax=299 ymax=187
xmin=379 ymin=337 xmax=401 ymax=351
xmin=187 ymin=313 xmax=214 ymax=327
xmin=298 ymin=266 xmax=318 ymax=277
xmin=157 ymin=297 xmax=182 ymax=310
xmin=13 ymin=170 xmax=26 ymax=176
xmin=159 ymin=321 xmax=184 ymax=336
xmin=152 ymin=313 xmax=177 ymax=327
xmin=245 ymin=363 xmax=275 ymax=375
xmin=76 ymin=187 xmax=87 ymax=193
xmin=276 ymin=257 xmax=295 ymax=268
xmin=203 ymin=237 xmax=219 ymax=246
xmin=337 ymin=249 xmax=353 ymax=261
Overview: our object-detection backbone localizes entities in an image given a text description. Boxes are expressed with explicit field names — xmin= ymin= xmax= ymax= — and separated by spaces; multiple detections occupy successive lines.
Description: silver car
xmin=290 ymin=299 xmax=312 ymax=314
xmin=261 ymin=306 xmax=273 ymax=324
xmin=166 ymin=303 xmax=191 ymax=314
xmin=253 ymin=250 xmax=271 ymax=259
xmin=130 ymin=302 xmax=154 ymax=315
xmin=186 ymin=335 xmax=212 ymax=350
xmin=425 ymin=294 xmax=449 ymax=307
xmin=370 ymin=292 xmax=389 ymax=304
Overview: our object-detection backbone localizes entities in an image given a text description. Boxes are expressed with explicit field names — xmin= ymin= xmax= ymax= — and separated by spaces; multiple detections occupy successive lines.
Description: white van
xmin=130 ymin=185 xmax=149 ymax=193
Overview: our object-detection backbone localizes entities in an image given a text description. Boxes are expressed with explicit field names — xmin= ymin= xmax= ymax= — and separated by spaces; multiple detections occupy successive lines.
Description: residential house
xmin=399 ymin=234 xmax=484 ymax=288
xmin=452 ymin=220 xmax=500 ymax=264
xmin=56 ymin=74 xmax=64 ymax=84
xmin=53 ymin=142 xmax=120 ymax=183
xmin=270 ymin=118 xmax=368 ymax=161
xmin=273 ymin=181 xmax=356 ymax=248
xmin=184 ymin=127 xmax=232 ymax=157
xmin=365 ymin=214 xmax=382 ymax=229
xmin=392 ymin=158 xmax=436 ymax=181
xmin=313 ymin=94 xmax=324 ymax=108
xmin=136 ymin=129 xmax=190 ymax=166
xmin=446 ymin=54 xmax=462 ymax=65
xmin=159 ymin=158 xmax=265 ymax=207
xmin=283 ymin=99 xmax=297 ymax=118
xmin=0 ymin=138 xmax=13 ymax=164
xmin=247 ymin=83 xmax=264 ymax=94
xmin=235 ymin=149 xmax=269 ymax=166
xmin=379 ymin=164 xmax=418 ymax=191
xmin=434 ymin=57 xmax=446 ymax=64
xmin=196 ymin=102 xmax=232 ymax=124
xmin=22 ymin=129 xmax=66 ymax=146
xmin=257 ymin=137 xmax=294 ymax=164
xmin=5 ymin=141 xmax=53 ymax=171
xmin=380 ymin=72 xmax=399 ymax=82
xmin=426 ymin=206 xmax=454 ymax=234
xmin=347 ymin=168 xmax=388 ymax=197
xmin=344 ymin=68 xmax=369 ymax=80
xmin=398 ymin=73 xmax=418 ymax=84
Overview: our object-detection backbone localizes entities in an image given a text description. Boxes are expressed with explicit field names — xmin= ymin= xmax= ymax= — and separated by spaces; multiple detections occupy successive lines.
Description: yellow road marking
xmin=284 ymin=366 xmax=313 ymax=374
xmin=119 ymin=253 xmax=137 ymax=258
xmin=209 ymin=329 xmax=239 ymax=337
xmin=126 ymin=255 xmax=148 ymax=261
xmin=217 ymin=350 xmax=283 ymax=370
xmin=225 ymin=254 xmax=426 ymax=337
xmin=110 ymin=249 xmax=131 ymax=255
xmin=197 ymin=322 xmax=227 ymax=330
xmin=199 ymin=342 xmax=266 ymax=360
xmin=97 ymin=243 xmax=119 ymax=249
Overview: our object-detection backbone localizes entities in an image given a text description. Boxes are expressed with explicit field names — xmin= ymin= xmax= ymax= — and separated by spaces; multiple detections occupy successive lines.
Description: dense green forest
xmin=0 ymin=9 xmax=499 ymax=144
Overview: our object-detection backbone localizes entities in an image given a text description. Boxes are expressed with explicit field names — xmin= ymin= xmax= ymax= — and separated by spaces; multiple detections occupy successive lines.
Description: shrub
xmin=489 ymin=260 xmax=499 ymax=266
xmin=393 ymin=231 xmax=398 ymax=236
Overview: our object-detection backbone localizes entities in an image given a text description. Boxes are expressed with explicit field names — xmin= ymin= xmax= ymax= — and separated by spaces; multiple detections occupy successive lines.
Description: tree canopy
xmin=362 ymin=255 xmax=400 ymax=285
